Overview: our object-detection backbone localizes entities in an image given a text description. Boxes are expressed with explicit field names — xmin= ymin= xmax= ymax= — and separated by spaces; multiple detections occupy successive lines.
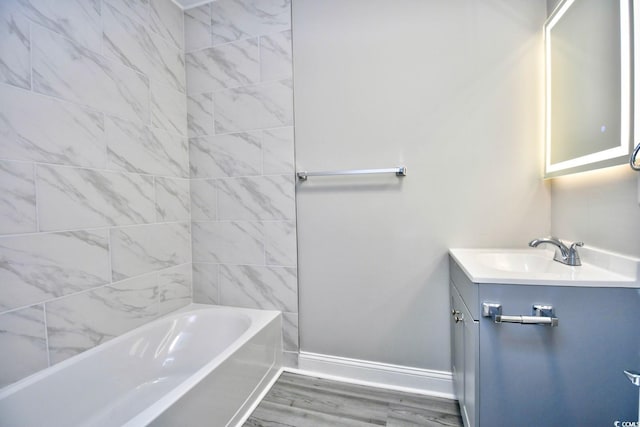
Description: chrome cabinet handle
xmin=482 ymin=303 xmax=559 ymax=327
xmin=494 ymin=314 xmax=558 ymax=327
xmin=451 ymin=309 xmax=463 ymax=323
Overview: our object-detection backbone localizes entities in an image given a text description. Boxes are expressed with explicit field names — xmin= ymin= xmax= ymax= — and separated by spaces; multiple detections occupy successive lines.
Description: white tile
xmin=210 ymin=0 xmax=291 ymax=46
xmin=104 ymin=0 xmax=150 ymax=25
xmin=0 ymin=161 xmax=36 ymax=234
xmin=185 ymin=4 xmax=211 ymax=52
xmin=189 ymin=132 xmax=262 ymax=178
xmin=158 ymin=263 xmax=191 ymax=315
xmin=186 ymin=39 xmax=259 ymax=94
xmin=220 ymin=264 xmax=297 ymax=312
xmin=192 ymin=262 xmax=218 ymax=304
xmin=0 ymin=305 xmax=48 ymax=388
xmin=190 ymin=179 xmax=217 ymax=221
xmin=214 ymin=79 xmax=293 ymax=133
xmin=260 ymin=30 xmax=292 ymax=82
xmin=37 ymin=165 xmax=155 ymax=231
xmin=192 ymin=220 xmax=263 ymax=264
xmin=0 ymin=84 xmax=106 ymax=168
xmin=0 ymin=230 xmax=110 ymax=312
xmin=282 ymin=312 xmax=298 ymax=351
xmin=110 ymin=222 xmax=191 ymax=281
xmin=151 ymin=82 xmax=188 ymax=136
xmin=18 ymin=0 xmax=102 ymax=52
xmin=264 ymin=220 xmax=297 ymax=266
xmin=217 ymin=175 xmax=295 ymax=220
xmin=32 ymin=26 xmax=149 ymax=124
xmin=156 ymin=177 xmax=190 ymax=222
xmin=262 ymin=127 xmax=295 ymax=174
xmin=0 ymin=3 xmax=30 ymax=89
xmin=46 ymin=274 xmax=159 ymax=364
xmin=187 ymin=92 xmax=214 ymax=137
xmin=149 ymin=0 xmax=184 ymax=50
xmin=103 ymin=2 xmax=185 ymax=92
xmin=106 ymin=116 xmax=189 ymax=178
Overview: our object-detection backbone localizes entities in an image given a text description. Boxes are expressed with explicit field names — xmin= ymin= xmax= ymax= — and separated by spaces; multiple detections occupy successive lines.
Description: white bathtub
xmin=0 ymin=304 xmax=282 ymax=427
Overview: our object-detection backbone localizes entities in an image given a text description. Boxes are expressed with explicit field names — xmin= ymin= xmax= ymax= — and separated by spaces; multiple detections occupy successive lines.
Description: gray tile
xmin=0 ymin=161 xmax=36 ymax=234
xmin=0 ymin=230 xmax=110 ymax=312
xmin=106 ymin=116 xmax=189 ymax=178
xmin=149 ymin=0 xmax=184 ymax=50
xmin=260 ymin=30 xmax=292 ymax=82
xmin=151 ymin=82 xmax=188 ymax=136
xmin=192 ymin=262 xmax=219 ymax=304
xmin=110 ymin=222 xmax=191 ymax=281
xmin=46 ymin=274 xmax=159 ymax=364
xmin=214 ymin=79 xmax=293 ymax=133
xmin=32 ymin=26 xmax=149 ymax=124
xmin=185 ymin=4 xmax=211 ymax=52
xmin=192 ymin=220 xmax=263 ymax=264
xmin=187 ymin=92 xmax=214 ymax=137
xmin=217 ymin=175 xmax=295 ymax=221
xmin=158 ymin=264 xmax=192 ymax=316
xmin=190 ymin=179 xmax=217 ymax=221
xmin=0 ymin=84 xmax=106 ymax=168
xmin=220 ymin=265 xmax=297 ymax=312
xmin=211 ymin=0 xmax=291 ymax=46
xmin=36 ymin=165 xmax=155 ymax=231
xmin=262 ymin=127 xmax=295 ymax=175
xmin=0 ymin=305 xmax=48 ymax=388
xmin=264 ymin=221 xmax=297 ymax=267
xmin=186 ymin=39 xmax=259 ymax=94
xmin=155 ymin=177 xmax=190 ymax=222
xmin=189 ymin=132 xmax=262 ymax=178
xmin=103 ymin=1 xmax=185 ymax=92
xmin=0 ymin=2 xmax=30 ymax=89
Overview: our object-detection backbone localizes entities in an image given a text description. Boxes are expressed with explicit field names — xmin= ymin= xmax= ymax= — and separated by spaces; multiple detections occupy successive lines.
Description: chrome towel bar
xmin=297 ymin=166 xmax=406 ymax=181
xmin=482 ymin=303 xmax=559 ymax=327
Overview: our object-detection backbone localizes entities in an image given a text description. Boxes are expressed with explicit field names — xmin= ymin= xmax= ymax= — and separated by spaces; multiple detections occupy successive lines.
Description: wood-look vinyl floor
xmin=244 ymin=372 xmax=463 ymax=427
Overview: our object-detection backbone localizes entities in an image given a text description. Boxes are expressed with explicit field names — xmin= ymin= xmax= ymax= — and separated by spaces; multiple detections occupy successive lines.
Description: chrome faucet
xmin=528 ymin=237 xmax=583 ymax=266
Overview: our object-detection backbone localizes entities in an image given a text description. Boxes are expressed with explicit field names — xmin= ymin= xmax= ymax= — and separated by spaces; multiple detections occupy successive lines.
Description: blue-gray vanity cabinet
xmin=449 ymin=255 xmax=640 ymax=427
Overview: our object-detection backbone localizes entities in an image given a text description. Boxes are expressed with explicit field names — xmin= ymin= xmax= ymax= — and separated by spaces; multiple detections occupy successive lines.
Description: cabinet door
xmin=478 ymin=284 xmax=640 ymax=426
xmin=462 ymin=299 xmax=477 ymax=427
xmin=450 ymin=283 xmax=465 ymax=409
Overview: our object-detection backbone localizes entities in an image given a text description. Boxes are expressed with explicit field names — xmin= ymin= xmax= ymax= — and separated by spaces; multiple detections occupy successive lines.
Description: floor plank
xmin=244 ymin=372 xmax=463 ymax=427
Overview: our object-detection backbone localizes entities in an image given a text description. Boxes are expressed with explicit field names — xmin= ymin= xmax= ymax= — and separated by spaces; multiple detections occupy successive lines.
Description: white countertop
xmin=449 ymin=247 xmax=640 ymax=288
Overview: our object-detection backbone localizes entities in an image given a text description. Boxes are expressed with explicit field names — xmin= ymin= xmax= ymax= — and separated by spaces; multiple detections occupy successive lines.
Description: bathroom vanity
xmin=449 ymin=248 xmax=640 ymax=427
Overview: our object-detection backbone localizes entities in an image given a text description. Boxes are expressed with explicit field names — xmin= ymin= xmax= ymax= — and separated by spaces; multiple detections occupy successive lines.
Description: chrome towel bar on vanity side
xmin=297 ymin=166 xmax=407 ymax=181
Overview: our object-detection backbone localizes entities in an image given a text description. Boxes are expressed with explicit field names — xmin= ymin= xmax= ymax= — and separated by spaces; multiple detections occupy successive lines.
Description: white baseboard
xmin=292 ymin=351 xmax=455 ymax=399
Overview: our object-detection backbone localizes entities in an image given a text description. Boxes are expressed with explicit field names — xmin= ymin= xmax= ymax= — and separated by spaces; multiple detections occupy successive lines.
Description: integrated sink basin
xmin=449 ymin=247 xmax=640 ymax=287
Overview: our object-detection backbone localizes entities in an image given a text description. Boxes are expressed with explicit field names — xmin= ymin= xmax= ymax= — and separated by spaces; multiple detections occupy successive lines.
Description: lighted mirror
xmin=545 ymin=0 xmax=632 ymax=178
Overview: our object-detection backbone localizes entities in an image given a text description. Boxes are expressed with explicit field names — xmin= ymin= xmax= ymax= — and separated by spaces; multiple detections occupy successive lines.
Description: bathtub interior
xmin=0 ymin=304 xmax=282 ymax=427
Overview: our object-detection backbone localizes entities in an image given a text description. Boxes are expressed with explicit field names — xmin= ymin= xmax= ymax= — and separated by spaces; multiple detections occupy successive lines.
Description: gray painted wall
xmin=293 ymin=0 xmax=550 ymax=371
xmin=551 ymin=167 xmax=640 ymax=257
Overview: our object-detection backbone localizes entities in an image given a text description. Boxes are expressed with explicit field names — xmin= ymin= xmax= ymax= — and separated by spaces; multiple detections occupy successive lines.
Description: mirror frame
xmin=544 ymin=0 xmax=633 ymax=178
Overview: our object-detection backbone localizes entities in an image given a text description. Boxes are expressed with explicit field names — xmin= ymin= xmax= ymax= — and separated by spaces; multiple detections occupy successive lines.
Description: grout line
xmin=0 ymin=261 xmax=194 ymax=318
xmin=0 ymin=220 xmax=192 ymax=240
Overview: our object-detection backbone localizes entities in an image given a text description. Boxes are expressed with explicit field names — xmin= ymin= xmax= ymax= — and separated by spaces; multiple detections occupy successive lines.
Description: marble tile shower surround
xmin=0 ymin=0 xmax=299 ymax=389
xmin=0 ymin=0 xmax=192 ymax=388
xmin=184 ymin=0 xmax=299 ymax=357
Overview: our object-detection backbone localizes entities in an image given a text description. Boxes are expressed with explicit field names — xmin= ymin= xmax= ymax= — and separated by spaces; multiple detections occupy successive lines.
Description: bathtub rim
xmin=0 ymin=303 xmax=281 ymax=426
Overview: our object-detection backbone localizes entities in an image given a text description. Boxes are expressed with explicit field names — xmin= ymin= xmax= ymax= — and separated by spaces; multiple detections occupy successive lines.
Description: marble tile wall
xmin=0 ymin=0 xmax=191 ymax=388
xmin=185 ymin=0 xmax=298 ymax=359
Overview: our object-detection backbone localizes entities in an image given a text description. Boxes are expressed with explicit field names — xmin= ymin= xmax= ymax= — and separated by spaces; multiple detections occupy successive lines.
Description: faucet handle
xmin=570 ymin=241 xmax=584 ymax=251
